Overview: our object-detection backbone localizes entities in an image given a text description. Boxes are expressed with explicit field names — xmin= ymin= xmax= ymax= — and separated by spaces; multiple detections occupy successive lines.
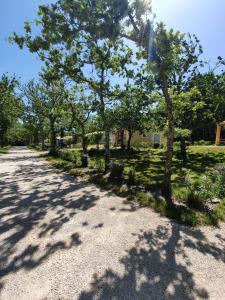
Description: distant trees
xmin=0 ymin=74 xmax=22 ymax=147
xmin=23 ymin=80 xmax=47 ymax=149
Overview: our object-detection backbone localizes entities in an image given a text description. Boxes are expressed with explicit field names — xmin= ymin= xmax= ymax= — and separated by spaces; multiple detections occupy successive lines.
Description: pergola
xmin=215 ymin=121 xmax=225 ymax=145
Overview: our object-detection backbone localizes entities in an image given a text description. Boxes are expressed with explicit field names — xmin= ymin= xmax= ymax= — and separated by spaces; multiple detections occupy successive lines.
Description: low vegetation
xmin=42 ymin=145 xmax=225 ymax=227
xmin=0 ymin=146 xmax=10 ymax=155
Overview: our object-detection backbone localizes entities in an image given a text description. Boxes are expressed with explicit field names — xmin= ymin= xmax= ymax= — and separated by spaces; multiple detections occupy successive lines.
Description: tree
xmin=173 ymin=87 xmax=203 ymax=160
xmin=115 ymin=86 xmax=149 ymax=150
xmin=123 ymin=1 xmax=203 ymax=205
xmin=68 ymin=86 xmax=93 ymax=166
xmin=23 ymin=80 xmax=47 ymax=149
xmin=11 ymin=0 xmax=132 ymax=172
xmin=0 ymin=74 xmax=22 ymax=147
xmin=40 ymin=66 xmax=67 ymax=155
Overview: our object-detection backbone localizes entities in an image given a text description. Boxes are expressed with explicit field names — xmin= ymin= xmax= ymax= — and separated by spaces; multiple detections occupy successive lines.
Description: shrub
xmin=215 ymin=199 xmax=225 ymax=221
xmin=184 ymin=173 xmax=205 ymax=210
xmin=211 ymin=164 xmax=225 ymax=199
xmin=127 ymin=167 xmax=136 ymax=185
xmin=110 ymin=162 xmax=124 ymax=179
xmin=58 ymin=149 xmax=81 ymax=166
xmin=180 ymin=209 xmax=198 ymax=226
xmin=194 ymin=140 xmax=213 ymax=146
xmin=96 ymin=158 xmax=105 ymax=173
xmin=136 ymin=191 xmax=151 ymax=206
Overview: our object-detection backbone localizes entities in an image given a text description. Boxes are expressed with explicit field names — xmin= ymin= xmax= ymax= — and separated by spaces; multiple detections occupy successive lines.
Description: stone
xmin=211 ymin=197 xmax=221 ymax=204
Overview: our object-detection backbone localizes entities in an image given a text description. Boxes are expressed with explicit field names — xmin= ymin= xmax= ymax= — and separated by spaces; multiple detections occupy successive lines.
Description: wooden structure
xmin=215 ymin=121 xmax=225 ymax=145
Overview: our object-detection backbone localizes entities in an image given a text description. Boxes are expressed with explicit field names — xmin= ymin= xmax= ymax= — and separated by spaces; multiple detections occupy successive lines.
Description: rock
xmin=119 ymin=184 xmax=129 ymax=193
xmin=211 ymin=197 xmax=221 ymax=204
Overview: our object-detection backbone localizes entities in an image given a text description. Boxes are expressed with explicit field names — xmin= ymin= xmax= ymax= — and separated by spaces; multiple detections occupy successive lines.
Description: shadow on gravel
xmin=0 ymin=152 xmax=99 ymax=291
xmin=79 ymin=224 xmax=225 ymax=300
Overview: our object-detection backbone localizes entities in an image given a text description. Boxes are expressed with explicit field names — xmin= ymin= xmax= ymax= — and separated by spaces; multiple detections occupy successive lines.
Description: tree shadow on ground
xmin=0 ymin=152 xmax=99 ymax=291
xmin=79 ymin=223 xmax=225 ymax=300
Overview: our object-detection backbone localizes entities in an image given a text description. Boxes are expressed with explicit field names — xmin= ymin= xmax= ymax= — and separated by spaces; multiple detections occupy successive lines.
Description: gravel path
xmin=0 ymin=147 xmax=225 ymax=300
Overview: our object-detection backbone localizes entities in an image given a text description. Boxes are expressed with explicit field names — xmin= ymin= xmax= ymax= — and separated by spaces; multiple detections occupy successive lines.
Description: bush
xmin=184 ymin=173 xmax=205 ymax=210
xmin=110 ymin=162 xmax=124 ymax=179
xmin=96 ymin=158 xmax=105 ymax=173
xmin=211 ymin=164 xmax=225 ymax=199
xmin=127 ymin=167 xmax=136 ymax=185
xmin=194 ymin=140 xmax=213 ymax=146
xmin=180 ymin=165 xmax=225 ymax=211
xmin=215 ymin=199 xmax=225 ymax=221
xmin=58 ymin=149 xmax=81 ymax=166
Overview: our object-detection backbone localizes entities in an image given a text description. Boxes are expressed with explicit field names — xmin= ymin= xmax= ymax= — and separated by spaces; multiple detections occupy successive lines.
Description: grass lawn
xmin=43 ymin=145 xmax=225 ymax=226
xmin=0 ymin=146 xmax=10 ymax=155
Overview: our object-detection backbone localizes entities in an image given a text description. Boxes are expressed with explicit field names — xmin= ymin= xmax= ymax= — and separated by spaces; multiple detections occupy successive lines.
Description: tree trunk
xmin=0 ymin=134 xmax=4 ymax=148
xmin=49 ymin=118 xmax=57 ymax=156
xmin=127 ymin=129 xmax=132 ymax=151
xmin=180 ymin=138 xmax=187 ymax=161
xmin=104 ymin=128 xmax=110 ymax=173
xmin=34 ymin=129 xmax=39 ymax=147
xmin=81 ymin=127 xmax=88 ymax=167
xmin=40 ymin=128 xmax=45 ymax=151
xmin=121 ymin=130 xmax=125 ymax=150
xmin=160 ymin=73 xmax=174 ymax=207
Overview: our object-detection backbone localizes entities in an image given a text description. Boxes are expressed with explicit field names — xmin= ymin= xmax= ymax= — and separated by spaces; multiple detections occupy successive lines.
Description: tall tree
xmin=123 ymin=2 xmax=202 ymax=205
xmin=40 ymin=66 xmax=67 ymax=155
xmin=68 ymin=85 xmax=93 ymax=166
xmin=0 ymin=74 xmax=21 ymax=147
xmin=23 ymin=80 xmax=47 ymax=149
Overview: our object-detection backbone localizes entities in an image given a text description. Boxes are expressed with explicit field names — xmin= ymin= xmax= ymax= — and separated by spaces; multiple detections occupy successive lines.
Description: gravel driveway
xmin=0 ymin=147 xmax=225 ymax=300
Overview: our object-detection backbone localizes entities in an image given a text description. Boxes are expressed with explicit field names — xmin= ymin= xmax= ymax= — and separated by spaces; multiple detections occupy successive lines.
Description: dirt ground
xmin=0 ymin=147 xmax=225 ymax=300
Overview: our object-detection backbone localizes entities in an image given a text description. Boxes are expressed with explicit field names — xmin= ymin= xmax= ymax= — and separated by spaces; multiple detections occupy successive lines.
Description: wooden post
xmin=215 ymin=124 xmax=221 ymax=146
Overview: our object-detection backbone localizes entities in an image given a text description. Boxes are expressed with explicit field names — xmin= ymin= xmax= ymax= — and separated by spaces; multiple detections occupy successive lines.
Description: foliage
xmin=7 ymin=123 xmax=32 ymax=146
xmin=88 ymin=132 xmax=103 ymax=147
xmin=58 ymin=149 xmax=82 ymax=166
xmin=127 ymin=167 xmax=136 ymax=185
xmin=0 ymin=74 xmax=22 ymax=147
xmin=0 ymin=146 xmax=10 ymax=155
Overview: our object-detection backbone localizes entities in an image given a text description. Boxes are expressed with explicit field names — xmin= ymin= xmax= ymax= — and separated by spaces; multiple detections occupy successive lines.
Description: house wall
xmin=130 ymin=131 xmax=162 ymax=146
xmin=111 ymin=130 xmax=163 ymax=146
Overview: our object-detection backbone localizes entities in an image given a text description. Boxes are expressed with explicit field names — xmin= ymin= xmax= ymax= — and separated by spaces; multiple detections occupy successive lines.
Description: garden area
xmin=43 ymin=144 xmax=225 ymax=226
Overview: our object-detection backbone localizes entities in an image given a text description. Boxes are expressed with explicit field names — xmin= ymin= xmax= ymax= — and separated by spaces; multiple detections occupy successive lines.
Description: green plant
xmin=211 ymin=164 xmax=225 ymax=198
xmin=127 ymin=167 xmax=136 ymax=185
xmin=215 ymin=199 xmax=225 ymax=221
xmin=96 ymin=158 xmax=105 ymax=173
xmin=198 ymin=175 xmax=213 ymax=200
xmin=58 ymin=149 xmax=81 ymax=166
xmin=184 ymin=172 xmax=205 ymax=210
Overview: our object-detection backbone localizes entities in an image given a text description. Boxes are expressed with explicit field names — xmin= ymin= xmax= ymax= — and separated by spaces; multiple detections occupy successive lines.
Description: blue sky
xmin=1 ymin=0 xmax=225 ymax=83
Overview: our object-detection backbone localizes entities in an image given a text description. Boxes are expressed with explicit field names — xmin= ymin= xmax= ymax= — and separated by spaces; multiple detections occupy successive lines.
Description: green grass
xmin=42 ymin=145 xmax=225 ymax=227
xmin=0 ymin=146 xmax=10 ymax=155
xmin=42 ymin=153 xmax=85 ymax=177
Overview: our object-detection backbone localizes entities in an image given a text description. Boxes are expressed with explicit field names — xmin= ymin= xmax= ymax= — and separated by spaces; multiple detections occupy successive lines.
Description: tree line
xmin=1 ymin=0 xmax=225 ymax=206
